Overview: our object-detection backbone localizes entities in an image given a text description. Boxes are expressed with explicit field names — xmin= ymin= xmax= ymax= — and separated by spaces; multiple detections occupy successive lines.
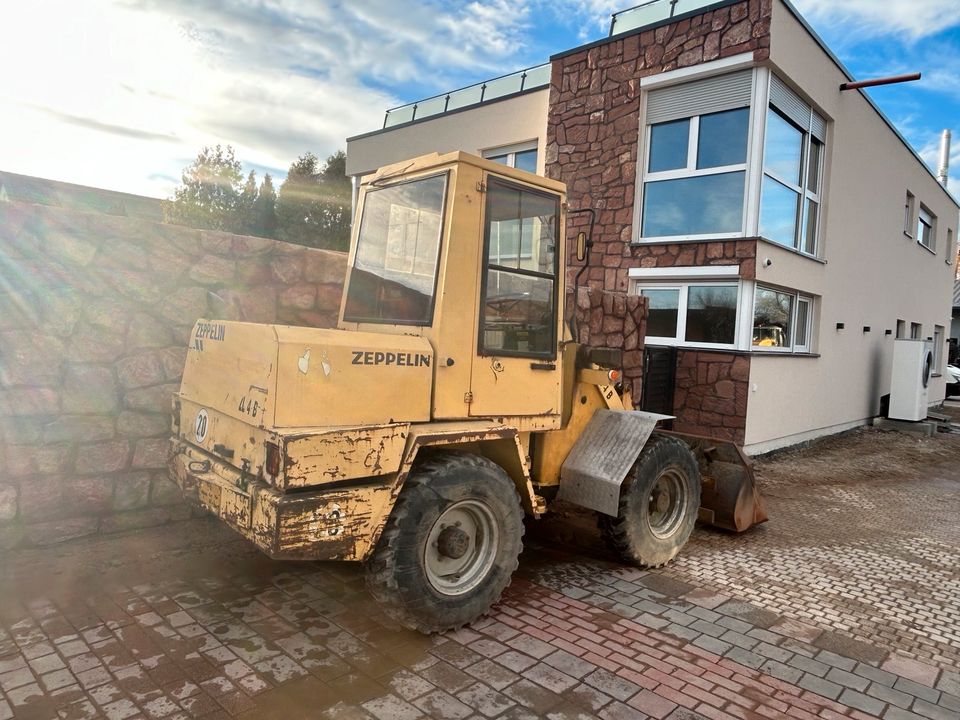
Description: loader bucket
xmin=660 ymin=431 xmax=768 ymax=532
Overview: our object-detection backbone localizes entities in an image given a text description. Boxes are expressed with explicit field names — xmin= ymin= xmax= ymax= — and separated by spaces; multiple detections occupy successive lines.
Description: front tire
xmin=365 ymin=452 xmax=524 ymax=633
xmin=600 ymin=434 xmax=701 ymax=568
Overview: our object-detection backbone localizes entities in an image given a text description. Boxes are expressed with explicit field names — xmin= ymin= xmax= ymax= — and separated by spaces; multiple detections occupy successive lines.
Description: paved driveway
xmin=1 ymin=423 xmax=959 ymax=720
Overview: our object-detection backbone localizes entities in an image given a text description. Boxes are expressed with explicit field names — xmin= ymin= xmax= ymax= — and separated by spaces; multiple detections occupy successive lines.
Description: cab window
xmin=343 ymin=173 xmax=447 ymax=325
xmin=479 ymin=178 xmax=559 ymax=358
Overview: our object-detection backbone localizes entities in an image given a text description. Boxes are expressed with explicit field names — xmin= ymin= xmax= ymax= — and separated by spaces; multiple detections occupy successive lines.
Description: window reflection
xmin=344 ymin=174 xmax=447 ymax=325
xmin=697 ymin=108 xmax=749 ymax=169
xmin=760 ymin=176 xmax=800 ymax=248
xmin=649 ymin=119 xmax=689 ymax=172
xmin=685 ymin=285 xmax=737 ymax=344
xmin=764 ymin=109 xmax=803 ymax=184
xmin=482 ymin=178 xmax=559 ymax=357
xmin=642 ymin=289 xmax=680 ymax=337
xmin=753 ymin=287 xmax=793 ymax=348
xmin=642 ymin=172 xmax=745 ymax=237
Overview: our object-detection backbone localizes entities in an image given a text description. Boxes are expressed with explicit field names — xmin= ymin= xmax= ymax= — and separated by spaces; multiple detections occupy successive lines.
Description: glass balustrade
xmin=382 ymin=63 xmax=551 ymax=129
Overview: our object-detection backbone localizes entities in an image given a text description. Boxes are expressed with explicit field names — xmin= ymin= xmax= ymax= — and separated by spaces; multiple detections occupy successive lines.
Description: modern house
xmin=346 ymin=0 xmax=958 ymax=454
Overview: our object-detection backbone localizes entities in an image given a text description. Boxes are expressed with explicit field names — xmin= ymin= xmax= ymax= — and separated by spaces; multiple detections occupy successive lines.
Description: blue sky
xmin=1 ymin=0 xmax=958 ymax=199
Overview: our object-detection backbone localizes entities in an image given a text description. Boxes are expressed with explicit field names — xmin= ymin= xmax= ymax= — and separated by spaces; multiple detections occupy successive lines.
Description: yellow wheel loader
xmin=169 ymin=152 xmax=766 ymax=633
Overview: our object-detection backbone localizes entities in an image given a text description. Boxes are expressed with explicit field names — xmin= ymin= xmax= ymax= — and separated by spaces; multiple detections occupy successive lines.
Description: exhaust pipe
xmin=938 ymin=129 xmax=951 ymax=187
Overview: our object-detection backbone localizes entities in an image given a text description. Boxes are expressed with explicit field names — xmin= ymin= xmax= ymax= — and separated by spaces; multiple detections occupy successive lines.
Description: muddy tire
xmin=600 ymin=434 xmax=701 ymax=568
xmin=365 ymin=452 xmax=524 ymax=633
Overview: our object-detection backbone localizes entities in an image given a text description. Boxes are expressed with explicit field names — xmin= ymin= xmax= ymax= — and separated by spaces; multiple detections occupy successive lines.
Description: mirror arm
xmin=566 ymin=208 xmax=596 ymax=344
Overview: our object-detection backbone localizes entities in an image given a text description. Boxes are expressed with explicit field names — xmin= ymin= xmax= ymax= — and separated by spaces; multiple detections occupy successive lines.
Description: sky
xmin=1 ymin=0 xmax=959 ymax=200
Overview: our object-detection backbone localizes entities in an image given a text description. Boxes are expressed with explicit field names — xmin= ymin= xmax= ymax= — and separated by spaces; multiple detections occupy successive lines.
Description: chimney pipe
xmin=938 ymin=129 xmax=951 ymax=187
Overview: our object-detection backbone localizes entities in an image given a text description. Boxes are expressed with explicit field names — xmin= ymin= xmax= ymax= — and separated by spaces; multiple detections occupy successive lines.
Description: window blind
xmin=770 ymin=73 xmax=827 ymax=141
xmin=646 ymin=70 xmax=753 ymax=125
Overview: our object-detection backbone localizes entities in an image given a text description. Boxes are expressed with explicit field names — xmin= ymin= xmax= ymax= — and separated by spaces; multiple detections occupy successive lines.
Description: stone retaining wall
xmin=0 ymin=201 xmax=347 ymax=549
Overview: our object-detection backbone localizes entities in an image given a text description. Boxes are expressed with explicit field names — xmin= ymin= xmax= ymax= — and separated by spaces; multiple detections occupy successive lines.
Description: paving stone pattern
xmin=657 ymin=429 xmax=960 ymax=675
xmin=2 ymin=539 xmax=958 ymax=720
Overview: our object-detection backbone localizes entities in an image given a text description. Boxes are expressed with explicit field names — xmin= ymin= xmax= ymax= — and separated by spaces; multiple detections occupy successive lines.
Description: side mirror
xmin=576 ymin=231 xmax=587 ymax=263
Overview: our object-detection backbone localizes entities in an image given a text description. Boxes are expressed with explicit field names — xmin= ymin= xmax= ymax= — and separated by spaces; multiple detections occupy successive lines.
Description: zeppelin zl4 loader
xmin=169 ymin=151 xmax=766 ymax=632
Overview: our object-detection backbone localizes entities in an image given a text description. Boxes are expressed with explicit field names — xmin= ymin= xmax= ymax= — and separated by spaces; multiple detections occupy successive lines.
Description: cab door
xmin=468 ymin=175 xmax=563 ymax=418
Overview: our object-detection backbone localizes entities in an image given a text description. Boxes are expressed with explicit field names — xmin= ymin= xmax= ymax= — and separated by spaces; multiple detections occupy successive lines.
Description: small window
xmin=911 ymin=322 xmax=922 ymax=340
xmin=948 ymin=229 xmax=955 ymax=265
xmin=753 ymin=286 xmax=794 ymax=350
xmin=480 ymin=177 xmax=559 ymax=358
xmin=896 ymin=319 xmax=906 ymax=339
xmin=904 ymin=192 xmax=915 ymax=237
xmin=483 ymin=142 xmax=539 ymax=174
xmin=343 ymin=173 xmax=447 ymax=325
xmin=917 ymin=206 xmax=935 ymax=251
xmin=795 ymin=297 xmax=812 ymax=352
xmin=934 ymin=325 xmax=945 ymax=373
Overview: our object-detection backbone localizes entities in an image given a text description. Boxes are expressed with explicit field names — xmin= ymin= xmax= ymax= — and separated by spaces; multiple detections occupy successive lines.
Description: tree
xmin=276 ymin=150 xmax=351 ymax=250
xmin=251 ymin=173 xmax=278 ymax=239
xmin=163 ymin=145 xmax=245 ymax=232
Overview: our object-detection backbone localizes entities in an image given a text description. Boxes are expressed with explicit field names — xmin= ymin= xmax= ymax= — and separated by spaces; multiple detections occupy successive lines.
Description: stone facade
xmin=546 ymin=0 xmax=771 ymax=440
xmin=566 ymin=287 xmax=648 ymax=404
xmin=674 ymin=350 xmax=749 ymax=441
xmin=0 ymin=201 xmax=347 ymax=549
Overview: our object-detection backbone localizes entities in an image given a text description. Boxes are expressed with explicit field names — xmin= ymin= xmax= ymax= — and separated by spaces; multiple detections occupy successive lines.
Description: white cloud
xmin=790 ymin=0 xmax=960 ymax=41
xmin=0 ymin=0 xmax=535 ymax=198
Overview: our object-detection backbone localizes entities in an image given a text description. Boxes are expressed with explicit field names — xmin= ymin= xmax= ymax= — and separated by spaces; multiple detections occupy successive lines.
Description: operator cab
xmin=338 ymin=152 xmax=567 ymax=427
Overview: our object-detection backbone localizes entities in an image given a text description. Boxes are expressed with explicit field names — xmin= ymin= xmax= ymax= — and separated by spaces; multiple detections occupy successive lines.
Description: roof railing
xmin=609 ymin=0 xmax=723 ymax=36
xmin=382 ymin=62 xmax=551 ymax=129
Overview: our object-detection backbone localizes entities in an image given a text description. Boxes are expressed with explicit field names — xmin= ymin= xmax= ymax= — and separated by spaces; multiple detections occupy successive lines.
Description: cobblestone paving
xmin=659 ymin=427 xmax=960 ymax=674
xmin=2 ymin=425 xmax=959 ymax=720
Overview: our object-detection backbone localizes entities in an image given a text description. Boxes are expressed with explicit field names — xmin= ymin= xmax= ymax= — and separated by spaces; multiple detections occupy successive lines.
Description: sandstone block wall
xmin=674 ymin=350 xmax=749 ymax=442
xmin=566 ymin=287 xmax=648 ymax=405
xmin=0 ymin=201 xmax=347 ymax=549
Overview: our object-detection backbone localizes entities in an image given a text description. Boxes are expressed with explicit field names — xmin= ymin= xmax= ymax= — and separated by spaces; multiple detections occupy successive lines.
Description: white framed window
xmin=751 ymin=285 xmax=815 ymax=352
xmin=639 ymin=70 xmax=753 ymax=241
xmin=759 ymin=76 xmax=825 ymax=256
xmin=934 ymin=325 xmax=945 ymax=373
xmin=637 ymin=282 xmax=740 ymax=348
xmin=794 ymin=296 xmax=812 ymax=353
xmin=904 ymin=191 xmax=915 ymax=237
xmin=633 ymin=273 xmax=815 ymax=353
xmin=482 ymin=141 xmax=538 ymax=174
xmin=917 ymin=205 xmax=935 ymax=251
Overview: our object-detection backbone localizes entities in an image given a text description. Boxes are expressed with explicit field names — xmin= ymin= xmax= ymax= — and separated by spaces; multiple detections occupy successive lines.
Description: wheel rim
xmin=646 ymin=468 xmax=687 ymax=539
xmin=423 ymin=499 xmax=499 ymax=596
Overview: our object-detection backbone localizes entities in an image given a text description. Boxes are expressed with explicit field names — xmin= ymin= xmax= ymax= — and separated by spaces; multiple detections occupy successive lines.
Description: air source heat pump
xmin=888 ymin=339 xmax=933 ymax=421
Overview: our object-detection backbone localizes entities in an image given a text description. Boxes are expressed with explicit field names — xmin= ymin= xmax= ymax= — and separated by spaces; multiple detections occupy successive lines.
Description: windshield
xmin=343 ymin=173 xmax=447 ymax=325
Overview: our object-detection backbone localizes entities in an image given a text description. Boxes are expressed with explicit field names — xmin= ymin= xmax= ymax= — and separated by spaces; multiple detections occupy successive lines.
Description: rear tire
xmin=365 ymin=452 xmax=524 ymax=633
xmin=600 ymin=434 xmax=701 ymax=568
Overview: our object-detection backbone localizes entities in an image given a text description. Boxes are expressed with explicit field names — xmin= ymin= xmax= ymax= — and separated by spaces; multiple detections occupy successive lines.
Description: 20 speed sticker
xmin=194 ymin=409 xmax=209 ymax=443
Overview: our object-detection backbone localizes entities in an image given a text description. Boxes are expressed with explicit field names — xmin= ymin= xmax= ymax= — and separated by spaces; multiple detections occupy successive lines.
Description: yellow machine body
xmin=169 ymin=151 xmax=765 ymax=564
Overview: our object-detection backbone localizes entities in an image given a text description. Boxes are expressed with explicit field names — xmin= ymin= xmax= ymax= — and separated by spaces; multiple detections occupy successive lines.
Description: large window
xmin=640 ymin=70 xmax=752 ymax=239
xmin=639 ymin=284 xmax=739 ymax=347
xmin=479 ymin=178 xmax=559 ymax=357
xmin=759 ymin=76 xmax=825 ymax=255
xmin=343 ymin=174 xmax=446 ymax=325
